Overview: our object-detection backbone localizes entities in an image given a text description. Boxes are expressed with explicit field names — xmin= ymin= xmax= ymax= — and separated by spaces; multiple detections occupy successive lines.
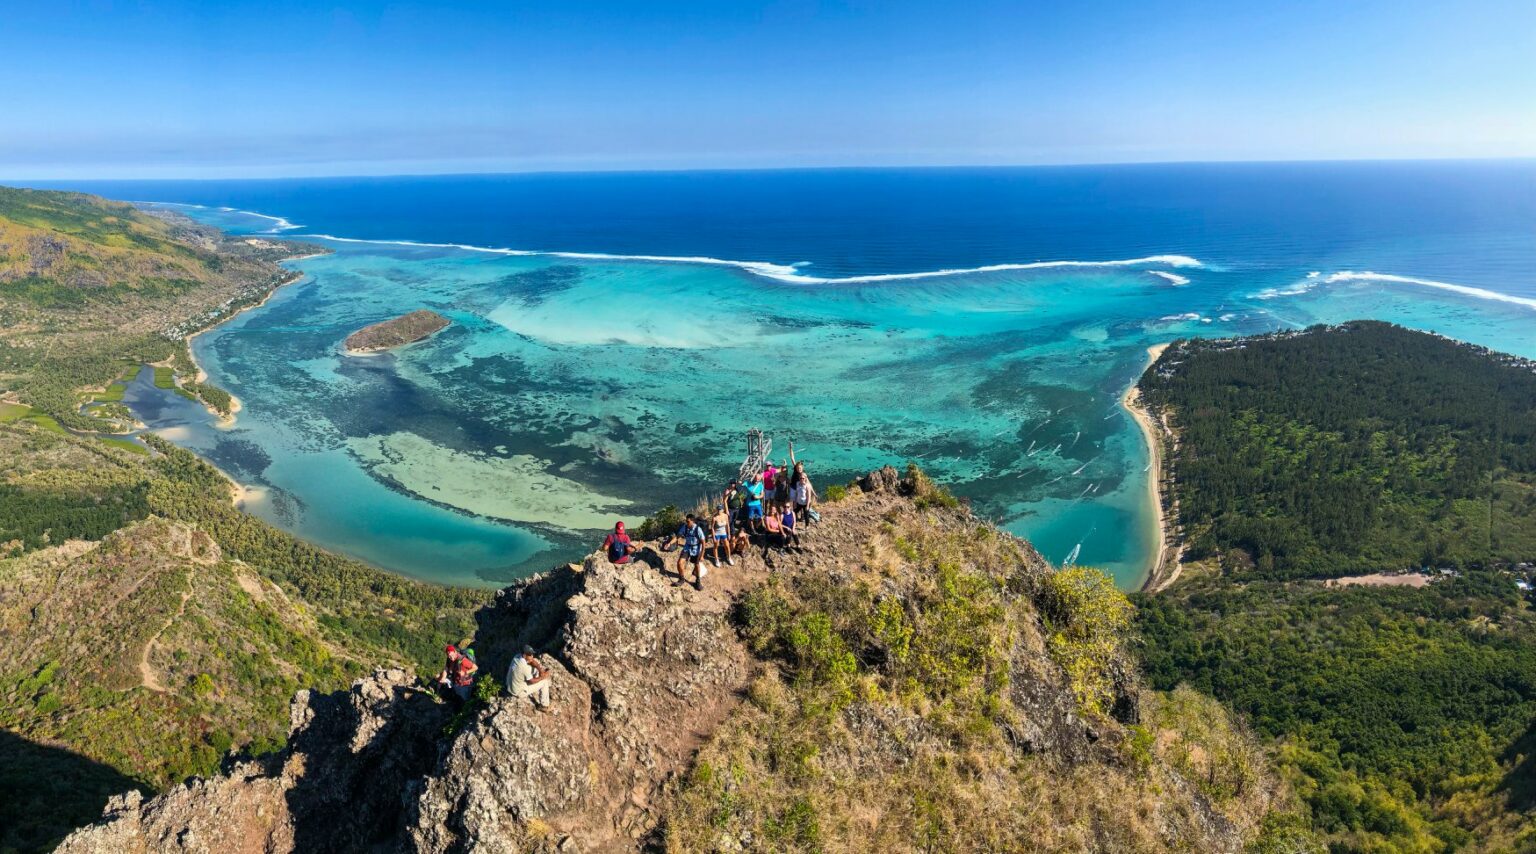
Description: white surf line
xmin=1322 ymin=271 xmax=1536 ymax=311
xmin=307 ymin=233 xmax=1205 ymax=286
xmin=1148 ymin=270 xmax=1191 ymax=286
xmin=130 ymin=200 xmax=302 ymax=232
xmin=1254 ymin=270 xmax=1536 ymax=311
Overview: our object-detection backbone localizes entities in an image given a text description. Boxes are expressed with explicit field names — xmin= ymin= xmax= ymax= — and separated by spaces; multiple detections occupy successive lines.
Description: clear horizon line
xmin=5 ymin=153 xmax=1534 ymax=184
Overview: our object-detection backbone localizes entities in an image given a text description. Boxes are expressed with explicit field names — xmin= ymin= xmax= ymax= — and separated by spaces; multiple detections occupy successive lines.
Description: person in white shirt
xmin=507 ymin=645 xmax=552 ymax=711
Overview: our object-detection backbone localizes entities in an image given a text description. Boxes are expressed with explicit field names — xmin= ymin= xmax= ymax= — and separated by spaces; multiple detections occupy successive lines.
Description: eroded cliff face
xmin=58 ymin=468 xmax=1279 ymax=853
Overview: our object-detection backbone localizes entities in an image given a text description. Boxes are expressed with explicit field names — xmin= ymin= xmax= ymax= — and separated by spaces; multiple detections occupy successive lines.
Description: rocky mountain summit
xmin=58 ymin=467 xmax=1286 ymax=853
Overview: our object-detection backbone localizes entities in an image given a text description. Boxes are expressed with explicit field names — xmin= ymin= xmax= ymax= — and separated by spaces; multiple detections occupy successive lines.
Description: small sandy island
xmin=1125 ymin=343 xmax=1179 ymax=592
xmin=344 ymin=309 xmax=450 ymax=354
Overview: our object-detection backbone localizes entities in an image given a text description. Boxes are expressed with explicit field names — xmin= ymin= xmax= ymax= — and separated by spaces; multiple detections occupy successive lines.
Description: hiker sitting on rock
xmin=507 ymin=645 xmax=552 ymax=711
xmin=780 ymin=504 xmax=803 ymax=552
xmin=436 ymin=644 xmax=478 ymax=704
xmin=761 ymin=508 xmax=786 ymax=557
xmin=602 ymin=520 xmax=636 ymax=564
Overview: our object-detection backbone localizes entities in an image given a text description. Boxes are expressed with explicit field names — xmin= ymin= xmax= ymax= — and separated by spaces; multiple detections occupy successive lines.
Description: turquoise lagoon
xmin=93 ymin=165 xmax=1536 ymax=588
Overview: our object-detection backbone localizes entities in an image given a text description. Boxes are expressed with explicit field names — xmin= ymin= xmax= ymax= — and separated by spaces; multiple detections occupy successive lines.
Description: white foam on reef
xmin=1322 ymin=271 xmax=1536 ymax=311
xmin=132 ymin=201 xmax=301 ymax=233
xmin=1253 ymin=282 xmax=1317 ymax=300
xmin=1147 ymin=270 xmax=1191 ymax=286
xmin=1255 ymin=270 xmax=1536 ymax=311
xmin=304 ymin=233 xmax=1202 ymax=286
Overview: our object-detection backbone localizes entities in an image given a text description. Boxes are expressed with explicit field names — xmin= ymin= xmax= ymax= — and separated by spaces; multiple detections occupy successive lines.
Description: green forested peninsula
xmin=1138 ymin=321 xmax=1536 ymax=580
xmin=1136 ymin=322 xmax=1536 ymax=852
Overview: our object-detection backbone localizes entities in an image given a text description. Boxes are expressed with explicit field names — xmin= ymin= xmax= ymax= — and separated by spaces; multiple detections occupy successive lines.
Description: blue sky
xmin=2 ymin=0 xmax=1533 ymax=178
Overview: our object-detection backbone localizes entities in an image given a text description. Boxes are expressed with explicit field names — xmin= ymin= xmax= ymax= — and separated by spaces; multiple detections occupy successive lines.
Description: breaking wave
xmin=1255 ymin=270 xmax=1536 ymax=311
xmin=304 ymin=233 xmax=1201 ymax=286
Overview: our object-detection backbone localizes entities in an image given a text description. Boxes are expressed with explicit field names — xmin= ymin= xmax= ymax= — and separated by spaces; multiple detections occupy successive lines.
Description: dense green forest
xmin=1139 ymin=321 xmax=1536 ymax=579
xmin=1137 ymin=323 xmax=1536 ymax=852
xmin=1137 ymin=573 xmax=1536 ymax=852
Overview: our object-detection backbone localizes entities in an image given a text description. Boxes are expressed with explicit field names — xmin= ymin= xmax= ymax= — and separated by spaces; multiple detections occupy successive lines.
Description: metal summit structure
xmin=738 ymin=428 xmax=772 ymax=482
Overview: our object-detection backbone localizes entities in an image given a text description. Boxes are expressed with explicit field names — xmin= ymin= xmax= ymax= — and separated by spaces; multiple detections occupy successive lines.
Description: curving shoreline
xmin=182 ymin=252 xmax=323 ymax=427
xmin=1124 ymin=343 xmax=1178 ymax=592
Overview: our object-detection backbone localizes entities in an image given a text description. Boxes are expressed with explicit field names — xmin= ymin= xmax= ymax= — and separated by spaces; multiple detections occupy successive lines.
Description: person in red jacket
xmin=603 ymin=521 xmax=636 ymax=564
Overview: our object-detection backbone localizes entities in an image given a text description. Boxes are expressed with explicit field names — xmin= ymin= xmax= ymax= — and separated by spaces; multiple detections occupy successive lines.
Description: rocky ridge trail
xmin=57 ymin=467 xmax=1272 ymax=853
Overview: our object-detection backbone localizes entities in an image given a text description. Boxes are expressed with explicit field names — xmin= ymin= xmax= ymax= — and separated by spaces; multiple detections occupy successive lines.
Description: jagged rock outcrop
xmin=56 ymin=668 xmax=447 ymax=853
xmin=61 ymin=544 xmax=757 ymax=853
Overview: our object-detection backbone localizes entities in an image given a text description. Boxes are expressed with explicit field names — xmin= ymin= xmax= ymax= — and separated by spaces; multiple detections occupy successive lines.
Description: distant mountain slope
xmin=0 ymin=188 xmax=205 ymax=295
xmin=1138 ymin=321 xmax=1536 ymax=580
xmin=0 ymin=185 xmax=303 ymax=430
xmin=0 ymin=188 xmax=484 ymax=852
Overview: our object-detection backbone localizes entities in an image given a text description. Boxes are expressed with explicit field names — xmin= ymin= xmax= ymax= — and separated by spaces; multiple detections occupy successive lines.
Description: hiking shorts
xmin=748 ymin=504 xmax=764 ymax=519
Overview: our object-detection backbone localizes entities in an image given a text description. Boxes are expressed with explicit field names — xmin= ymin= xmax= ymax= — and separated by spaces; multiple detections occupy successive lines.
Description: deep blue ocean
xmin=37 ymin=162 xmax=1536 ymax=587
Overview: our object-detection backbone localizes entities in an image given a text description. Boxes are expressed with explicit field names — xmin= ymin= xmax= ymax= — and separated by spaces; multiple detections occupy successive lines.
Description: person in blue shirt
xmin=743 ymin=473 xmax=766 ymax=535
xmin=675 ymin=512 xmax=707 ymax=590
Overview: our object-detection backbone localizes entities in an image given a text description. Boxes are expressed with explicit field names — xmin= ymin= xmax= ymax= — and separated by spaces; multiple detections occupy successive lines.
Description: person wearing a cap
xmin=436 ymin=644 xmax=477 ymax=703
xmin=603 ymin=521 xmax=636 ymax=564
xmin=507 ymin=645 xmax=552 ymax=711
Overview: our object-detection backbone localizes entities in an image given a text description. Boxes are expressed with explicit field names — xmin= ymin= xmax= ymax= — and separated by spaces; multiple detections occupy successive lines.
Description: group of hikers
xmin=601 ymin=441 xmax=819 ymax=591
xmin=436 ymin=641 xmax=553 ymax=712
xmin=436 ymin=439 xmax=819 ymax=713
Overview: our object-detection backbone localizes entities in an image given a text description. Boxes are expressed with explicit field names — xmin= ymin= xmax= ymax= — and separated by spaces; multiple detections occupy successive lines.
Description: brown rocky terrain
xmin=56 ymin=467 xmax=1288 ymax=853
xmin=344 ymin=309 xmax=451 ymax=353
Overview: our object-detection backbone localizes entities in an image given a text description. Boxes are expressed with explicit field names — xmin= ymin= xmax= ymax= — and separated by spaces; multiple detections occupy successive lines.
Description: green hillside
xmin=0 ymin=185 xmax=299 ymax=430
xmin=1136 ymin=323 xmax=1536 ymax=852
xmin=0 ymin=416 xmax=482 ymax=853
xmin=0 ymin=188 xmax=483 ymax=852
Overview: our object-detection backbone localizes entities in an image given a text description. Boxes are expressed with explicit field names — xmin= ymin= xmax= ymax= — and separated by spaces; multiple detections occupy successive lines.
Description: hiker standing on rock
xmin=790 ymin=442 xmax=818 ymax=524
xmin=675 ymin=512 xmax=707 ymax=590
xmin=709 ymin=504 xmax=735 ymax=568
xmin=743 ymin=474 xmax=766 ymax=534
xmin=507 ymin=645 xmax=552 ymax=711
